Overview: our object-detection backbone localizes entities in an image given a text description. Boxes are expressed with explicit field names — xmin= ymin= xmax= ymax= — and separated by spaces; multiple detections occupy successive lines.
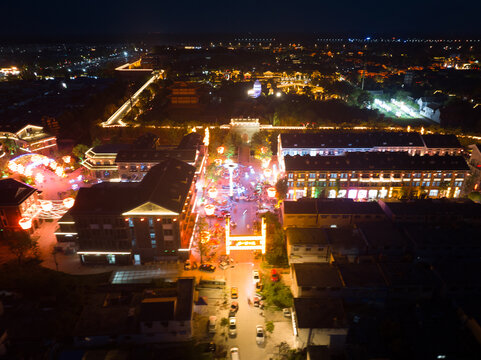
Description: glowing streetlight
xmin=264 ymin=168 xmax=272 ymax=177
xmin=214 ymin=158 xmax=223 ymax=166
xmin=18 ymin=217 xmax=32 ymax=230
xmin=62 ymin=155 xmax=71 ymax=164
xmin=224 ymin=161 xmax=238 ymax=197
xmin=35 ymin=173 xmax=44 ymax=184
xmin=217 ymin=146 xmax=225 ymax=155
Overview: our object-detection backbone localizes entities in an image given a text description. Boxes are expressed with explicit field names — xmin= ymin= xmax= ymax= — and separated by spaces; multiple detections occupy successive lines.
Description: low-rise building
xmin=357 ymin=221 xmax=409 ymax=260
xmin=380 ymin=262 xmax=439 ymax=301
xmin=0 ymin=178 xmax=41 ymax=240
xmin=69 ymin=158 xmax=197 ymax=265
xmin=293 ymin=297 xmax=347 ymax=349
xmin=0 ymin=124 xmax=57 ymax=156
xmin=291 ymin=263 xmax=343 ymax=298
xmin=282 ymin=198 xmax=385 ymax=228
xmin=286 ymin=228 xmax=331 ymax=264
xmin=82 ymin=144 xmax=131 ymax=181
xmin=337 ymin=263 xmax=388 ymax=303
xmin=378 ymin=198 xmax=481 ymax=224
xmin=139 ymin=278 xmax=194 ymax=341
xmin=283 ymin=152 xmax=469 ymax=200
xmin=325 ymin=227 xmax=367 ymax=262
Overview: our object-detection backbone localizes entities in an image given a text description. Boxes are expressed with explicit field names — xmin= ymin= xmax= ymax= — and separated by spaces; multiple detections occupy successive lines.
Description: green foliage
xmin=261 ymin=275 xmax=293 ymax=310
xmin=72 ymin=144 xmax=89 ymax=162
xmin=265 ymin=320 xmax=275 ymax=333
xmin=251 ymin=130 xmax=273 ymax=162
xmin=275 ymin=178 xmax=288 ymax=201
xmin=194 ymin=216 xmax=209 ymax=263
xmin=220 ymin=317 xmax=229 ymax=328
xmin=262 ymin=211 xmax=288 ymax=266
xmin=468 ymin=191 xmax=481 ymax=203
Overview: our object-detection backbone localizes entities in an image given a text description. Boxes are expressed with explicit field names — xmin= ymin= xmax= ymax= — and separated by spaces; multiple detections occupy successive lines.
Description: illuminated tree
xmin=275 ymin=178 xmax=288 ymax=201
xmin=72 ymin=144 xmax=89 ymax=162
xmin=193 ymin=216 xmax=210 ymax=263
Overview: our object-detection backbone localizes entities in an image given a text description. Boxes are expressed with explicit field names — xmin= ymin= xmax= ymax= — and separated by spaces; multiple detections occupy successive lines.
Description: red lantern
xmin=63 ymin=197 xmax=75 ymax=209
xmin=205 ymin=204 xmax=215 ymax=216
xmin=267 ymin=187 xmax=276 ymax=198
xmin=207 ymin=187 xmax=218 ymax=198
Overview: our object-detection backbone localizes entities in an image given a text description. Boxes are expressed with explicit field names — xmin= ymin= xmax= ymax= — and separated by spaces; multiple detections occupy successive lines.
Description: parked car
xmin=231 ymin=287 xmax=238 ymax=299
xmin=230 ymin=347 xmax=240 ymax=360
xmin=219 ymin=261 xmax=229 ymax=270
xmin=229 ymin=301 xmax=239 ymax=317
xmin=271 ymin=269 xmax=280 ymax=282
xmin=283 ymin=308 xmax=291 ymax=318
xmin=200 ymin=341 xmax=216 ymax=353
xmin=252 ymin=270 xmax=260 ymax=284
xmin=208 ymin=316 xmax=217 ymax=334
xmin=253 ymin=296 xmax=260 ymax=307
xmin=228 ymin=317 xmax=237 ymax=337
xmin=256 ymin=325 xmax=265 ymax=345
xmin=255 ymin=282 xmax=263 ymax=291
xmin=199 ymin=263 xmax=216 ymax=272
xmin=184 ymin=259 xmax=192 ymax=270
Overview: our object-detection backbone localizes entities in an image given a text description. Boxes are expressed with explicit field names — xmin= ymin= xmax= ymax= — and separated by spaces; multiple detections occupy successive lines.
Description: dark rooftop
xmin=284 ymin=153 xmax=469 ymax=172
xmin=286 ymin=228 xmax=330 ymax=246
xmin=71 ymin=158 xmax=195 ymax=215
xmin=115 ymin=149 xmax=196 ymax=163
xmin=177 ymin=132 xmax=203 ymax=150
xmin=380 ymin=262 xmax=439 ymax=288
xmin=294 ymin=297 xmax=346 ymax=329
xmin=90 ymin=143 xmax=131 ymax=154
xmin=283 ymin=198 xmax=384 ymax=215
xmin=280 ymin=131 xmax=424 ymax=149
xmin=293 ymin=263 xmax=343 ymax=288
xmin=357 ymin=221 xmax=408 ymax=249
xmin=337 ymin=263 xmax=387 ymax=288
xmin=0 ymin=178 xmax=37 ymax=206
xmin=421 ymin=134 xmax=462 ymax=149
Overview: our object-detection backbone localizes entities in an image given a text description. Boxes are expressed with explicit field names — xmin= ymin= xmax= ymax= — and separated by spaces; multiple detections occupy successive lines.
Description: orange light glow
xmin=267 ymin=187 xmax=276 ymax=198
xmin=205 ymin=204 xmax=215 ymax=216
xmin=19 ymin=217 xmax=32 ymax=230
xmin=63 ymin=197 xmax=75 ymax=209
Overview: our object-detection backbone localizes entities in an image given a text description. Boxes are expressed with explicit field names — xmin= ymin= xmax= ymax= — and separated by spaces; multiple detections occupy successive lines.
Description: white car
xmin=252 ymin=270 xmax=260 ymax=284
xmin=230 ymin=347 xmax=240 ymax=360
xmin=256 ymin=325 xmax=265 ymax=345
xmin=229 ymin=317 xmax=237 ymax=337
xmin=283 ymin=308 xmax=291 ymax=318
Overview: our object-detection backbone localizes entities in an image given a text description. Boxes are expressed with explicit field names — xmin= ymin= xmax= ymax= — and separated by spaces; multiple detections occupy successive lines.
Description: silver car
xmin=229 ymin=317 xmax=237 ymax=337
xmin=256 ymin=325 xmax=265 ymax=345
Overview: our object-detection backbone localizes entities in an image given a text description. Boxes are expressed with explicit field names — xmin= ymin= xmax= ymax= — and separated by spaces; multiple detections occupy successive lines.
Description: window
xmin=422 ymin=181 xmax=430 ymax=187
xmin=287 ymin=181 xmax=294 ymax=187
xmin=340 ymin=173 xmax=348 ymax=179
xmin=293 ymin=247 xmax=299 ymax=251
xmin=164 ymin=229 xmax=173 ymax=236
xmin=309 ymin=173 xmax=316 ymax=179
xmin=413 ymin=173 xmax=421 ymax=178
xmin=318 ymin=247 xmax=324 ymax=251
xmin=140 ymin=164 xmax=148 ymax=172
xmin=151 ymin=239 xmax=157 ymax=248
xmin=329 ymin=181 xmax=337 ymax=187
xmin=319 ymin=173 xmax=326 ymax=179
xmin=148 ymin=218 xmax=154 ymax=227
xmin=288 ymin=173 xmax=293 ymax=179
xmin=305 ymin=247 xmax=311 ymax=252
xmin=162 ymin=218 xmax=172 ymax=224
xmin=150 ymin=232 xmax=156 ymax=239
xmin=330 ymin=173 xmax=338 ymax=179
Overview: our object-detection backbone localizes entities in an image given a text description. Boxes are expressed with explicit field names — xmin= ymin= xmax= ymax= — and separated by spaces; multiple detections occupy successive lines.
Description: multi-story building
xmin=169 ymin=82 xmax=200 ymax=106
xmin=82 ymin=133 xmax=206 ymax=182
xmin=283 ymin=152 xmax=469 ymax=200
xmin=0 ymin=124 xmax=57 ymax=156
xmin=0 ymin=178 xmax=41 ymax=240
xmin=82 ymin=144 xmax=130 ymax=181
xmin=282 ymin=198 xmax=385 ymax=228
xmin=69 ymin=158 xmax=197 ymax=265
xmin=278 ymin=132 xmax=463 ymax=171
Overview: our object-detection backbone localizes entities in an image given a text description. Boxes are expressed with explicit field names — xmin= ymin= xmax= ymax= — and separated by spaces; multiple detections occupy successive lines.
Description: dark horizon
xmin=3 ymin=0 xmax=481 ymax=44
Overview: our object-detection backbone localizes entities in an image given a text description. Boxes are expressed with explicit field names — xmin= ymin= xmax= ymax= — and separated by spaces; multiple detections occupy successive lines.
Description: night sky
xmin=3 ymin=0 xmax=481 ymax=38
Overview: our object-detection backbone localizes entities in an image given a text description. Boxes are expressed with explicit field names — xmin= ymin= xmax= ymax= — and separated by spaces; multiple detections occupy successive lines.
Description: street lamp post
xmin=224 ymin=161 xmax=238 ymax=198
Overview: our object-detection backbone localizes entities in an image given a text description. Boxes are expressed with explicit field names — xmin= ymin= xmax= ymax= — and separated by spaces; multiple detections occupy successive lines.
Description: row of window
xmin=288 ymin=172 xmax=463 ymax=179
xmin=288 ymin=181 xmax=463 ymax=188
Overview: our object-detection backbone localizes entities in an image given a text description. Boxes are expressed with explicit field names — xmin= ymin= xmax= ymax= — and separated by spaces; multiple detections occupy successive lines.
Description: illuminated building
xmin=247 ymin=80 xmax=262 ymax=98
xmin=278 ymin=132 xmax=463 ymax=171
xmin=169 ymin=81 xmax=200 ymax=106
xmin=69 ymin=158 xmax=197 ymax=265
xmin=0 ymin=179 xmax=41 ymax=240
xmin=0 ymin=124 xmax=57 ymax=156
xmin=82 ymin=144 xmax=130 ymax=181
xmin=283 ymin=153 xmax=469 ymax=200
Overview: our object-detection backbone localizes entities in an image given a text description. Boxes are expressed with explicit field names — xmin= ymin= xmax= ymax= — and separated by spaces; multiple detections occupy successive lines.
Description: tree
xmin=72 ymin=144 xmax=89 ymax=162
xmin=251 ymin=131 xmax=273 ymax=163
xmin=275 ymin=178 xmax=288 ymax=201
xmin=193 ymin=216 xmax=210 ymax=263
xmin=265 ymin=321 xmax=275 ymax=333
xmin=7 ymin=231 xmax=39 ymax=264
xmin=356 ymin=90 xmax=373 ymax=108
xmin=468 ymin=192 xmax=481 ymax=203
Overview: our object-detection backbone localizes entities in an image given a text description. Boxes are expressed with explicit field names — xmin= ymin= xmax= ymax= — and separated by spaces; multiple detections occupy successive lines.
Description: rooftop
xmin=283 ymin=198 xmax=384 ymax=215
xmin=380 ymin=262 xmax=439 ymax=288
xmin=115 ymin=149 xmax=196 ymax=163
xmin=421 ymin=134 xmax=462 ymax=149
xmin=337 ymin=263 xmax=387 ymax=288
xmin=357 ymin=221 xmax=408 ymax=249
xmin=280 ymin=131 xmax=424 ymax=149
xmin=71 ymin=158 xmax=195 ymax=215
xmin=293 ymin=263 xmax=343 ymax=288
xmin=286 ymin=227 xmax=330 ymax=246
xmin=284 ymin=153 xmax=469 ymax=172
xmin=294 ymin=297 xmax=346 ymax=329
xmin=0 ymin=178 xmax=37 ymax=206
xmin=90 ymin=143 xmax=131 ymax=154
